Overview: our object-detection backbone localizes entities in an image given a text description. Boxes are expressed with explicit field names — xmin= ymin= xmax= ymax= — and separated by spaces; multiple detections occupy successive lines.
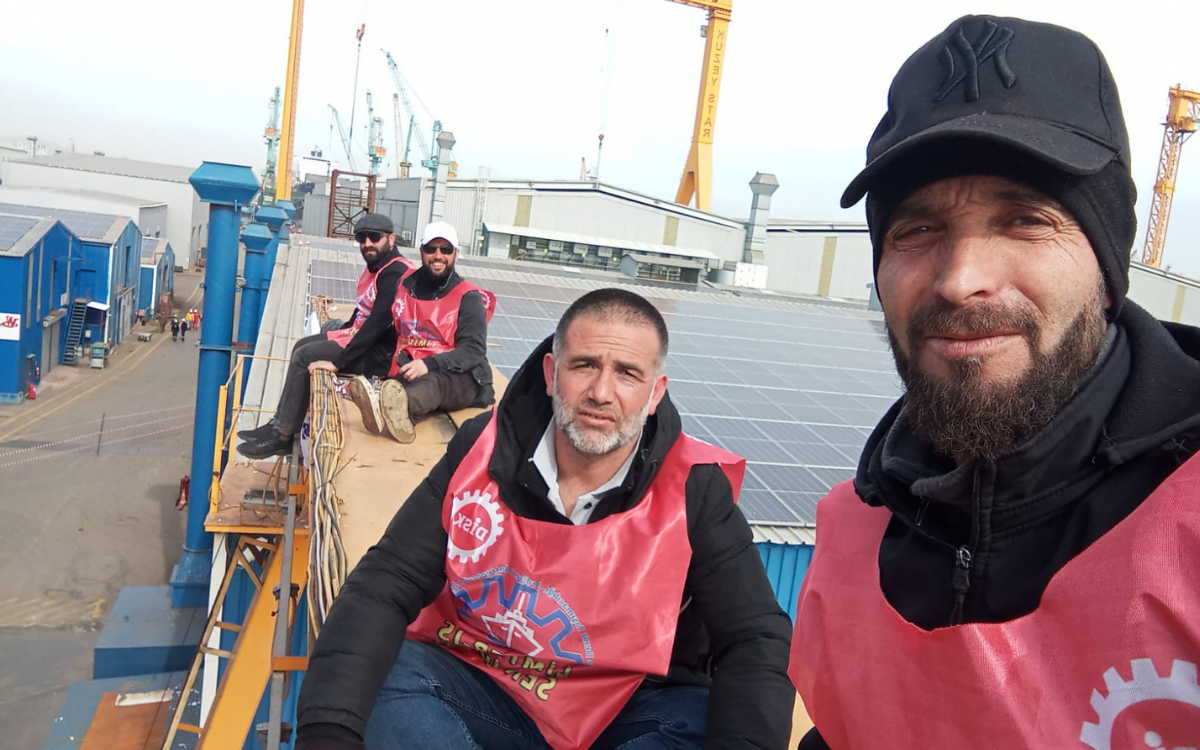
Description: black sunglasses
xmin=356 ymin=231 xmax=385 ymax=244
xmin=422 ymin=244 xmax=455 ymax=256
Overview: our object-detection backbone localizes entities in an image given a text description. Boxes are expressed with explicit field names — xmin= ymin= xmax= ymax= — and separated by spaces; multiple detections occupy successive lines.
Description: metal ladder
xmin=160 ymin=454 xmax=309 ymax=750
xmin=62 ymin=300 xmax=88 ymax=365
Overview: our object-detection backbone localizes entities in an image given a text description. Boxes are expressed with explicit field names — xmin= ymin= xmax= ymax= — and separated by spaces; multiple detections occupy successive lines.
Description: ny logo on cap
xmin=934 ymin=19 xmax=1017 ymax=103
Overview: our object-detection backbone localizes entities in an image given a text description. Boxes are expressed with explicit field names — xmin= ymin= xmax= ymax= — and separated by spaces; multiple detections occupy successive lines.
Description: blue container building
xmin=0 ymin=202 xmax=142 ymax=347
xmin=0 ymin=215 xmax=80 ymax=401
xmin=138 ymin=236 xmax=176 ymax=317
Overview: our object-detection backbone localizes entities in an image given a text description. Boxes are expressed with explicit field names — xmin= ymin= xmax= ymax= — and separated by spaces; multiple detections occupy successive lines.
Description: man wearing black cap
xmin=789 ymin=16 xmax=1200 ymax=748
xmin=238 ymin=212 xmax=414 ymax=458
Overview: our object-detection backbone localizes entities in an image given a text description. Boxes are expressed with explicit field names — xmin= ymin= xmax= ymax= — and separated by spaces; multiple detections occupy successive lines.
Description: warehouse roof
xmin=621 ymin=252 xmax=708 ymax=270
xmin=0 ymin=214 xmax=65 ymax=258
xmin=141 ymin=236 xmax=165 ymax=263
xmin=14 ymin=153 xmax=196 ymax=184
xmin=483 ymin=222 xmax=720 ymax=262
xmin=0 ymin=202 xmax=131 ymax=245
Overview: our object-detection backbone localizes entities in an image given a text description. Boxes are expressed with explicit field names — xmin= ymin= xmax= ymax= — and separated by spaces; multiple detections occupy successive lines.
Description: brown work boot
xmin=347 ymin=376 xmax=383 ymax=436
xmin=379 ymin=379 xmax=416 ymax=443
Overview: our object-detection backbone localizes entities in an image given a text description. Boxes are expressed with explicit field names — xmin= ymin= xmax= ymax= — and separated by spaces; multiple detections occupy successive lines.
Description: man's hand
xmin=398 ymin=359 xmax=429 ymax=381
xmin=308 ymin=360 xmax=339 ymax=374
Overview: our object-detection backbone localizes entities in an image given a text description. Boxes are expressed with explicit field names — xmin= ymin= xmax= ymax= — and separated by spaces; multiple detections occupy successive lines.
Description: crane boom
xmin=393 ymin=93 xmax=406 ymax=178
xmin=276 ymin=0 xmax=305 ymax=202
xmin=665 ymin=0 xmax=732 ymax=212
xmin=382 ymin=50 xmax=434 ymax=168
xmin=1141 ymin=86 xmax=1200 ymax=268
xmin=328 ymin=104 xmax=356 ymax=171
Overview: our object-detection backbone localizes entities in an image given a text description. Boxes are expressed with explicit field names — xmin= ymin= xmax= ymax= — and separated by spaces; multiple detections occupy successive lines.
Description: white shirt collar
xmin=530 ymin=419 xmax=639 ymax=525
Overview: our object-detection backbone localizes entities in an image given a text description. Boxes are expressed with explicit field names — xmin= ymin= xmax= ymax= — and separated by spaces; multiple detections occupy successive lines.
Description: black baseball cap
xmin=842 ymin=15 xmax=1130 ymax=209
xmin=354 ymin=212 xmax=394 ymax=234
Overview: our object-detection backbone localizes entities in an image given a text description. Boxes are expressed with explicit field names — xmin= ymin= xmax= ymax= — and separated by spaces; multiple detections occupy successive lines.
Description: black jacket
xmin=298 ymin=336 xmax=794 ymax=750
xmin=800 ymin=301 xmax=1200 ymax=749
xmin=396 ymin=266 xmax=493 ymax=405
xmin=330 ymin=249 xmax=407 ymax=370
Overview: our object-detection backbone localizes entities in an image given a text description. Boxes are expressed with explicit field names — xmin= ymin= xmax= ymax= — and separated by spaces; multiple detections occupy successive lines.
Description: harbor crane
xmin=365 ymin=91 xmax=386 ymax=175
xmin=262 ymin=86 xmax=282 ymax=202
xmin=275 ymin=0 xmax=305 ymax=201
xmin=393 ymin=93 xmax=408 ymax=178
xmin=382 ymin=49 xmax=444 ymax=175
xmin=328 ymin=104 xmax=356 ymax=171
xmin=665 ymin=0 xmax=732 ymax=212
xmin=1141 ymin=85 xmax=1200 ymax=268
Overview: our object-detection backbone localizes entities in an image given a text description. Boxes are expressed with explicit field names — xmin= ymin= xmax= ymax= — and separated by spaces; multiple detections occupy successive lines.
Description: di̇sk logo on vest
xmin=1081 ymin=658 xmax=1200 ymax=750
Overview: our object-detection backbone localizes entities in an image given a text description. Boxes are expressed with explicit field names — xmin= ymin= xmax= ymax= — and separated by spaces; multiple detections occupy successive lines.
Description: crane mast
xmin=393 ymin=93 xmax=407 ymax=178
xmin=1141 ymin=86 xmax=1200 ymax=268
xmin=275 ymin=0 xmax=305 ymax=202
xmin=327 ymin=104 xmax=356 ymax=171
xmin=366 ymin=91 xmax=386 ymax=175
xmin=262 ymin=86 xmax=282 ymax=202
xmin=665 ymin=0 xmax=732 ymax=212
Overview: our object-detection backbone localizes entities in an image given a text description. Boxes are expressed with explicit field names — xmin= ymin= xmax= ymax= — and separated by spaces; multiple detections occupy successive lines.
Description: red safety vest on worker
xmin=325 ymin=255 xmax=412 ymax=348
xmin=788 ymin=455 xmax=1200 ymax=750
xmin=387 ymin=281 xmax=496 ymax=376
xmin=408 ymin=415 xmax=745 ymax=749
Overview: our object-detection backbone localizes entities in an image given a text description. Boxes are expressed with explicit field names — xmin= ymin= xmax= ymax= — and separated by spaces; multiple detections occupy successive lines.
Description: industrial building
xmin=0 ymin=153 xmax=206 ymax=268
xmin=0 ymin=215 xmax=78 ymax=401
xmin=0 ymin=202 xmax=142 ymax=349
xmin=138 ymin=236 xmax=176 ymax=318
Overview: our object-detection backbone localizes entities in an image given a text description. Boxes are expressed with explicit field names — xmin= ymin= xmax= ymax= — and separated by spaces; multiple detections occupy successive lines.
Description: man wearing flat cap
xmin=789 ymin=15 xmax=1200 ymax=748
xmin=238 ymin=212 xmax=414 ymax=458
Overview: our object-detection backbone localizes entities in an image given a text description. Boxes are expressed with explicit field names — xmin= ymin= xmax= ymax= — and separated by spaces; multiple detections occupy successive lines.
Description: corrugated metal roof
xmin=622 ymin=252 xmax=708 ymax=270
xmin=483 ymin=222 xmax=719 ymax=262
xmin=141 ymin=236 xmax=164 ymax=263
xmin=0 ymin=202 xmax=129 ymax=244
xmin=0 ymin=215 xmax=59 ymax=257
xmin=15 ymin=153 xmax=195 ymax=184
xmin=751 ymin=524 xmax=817 ymax=545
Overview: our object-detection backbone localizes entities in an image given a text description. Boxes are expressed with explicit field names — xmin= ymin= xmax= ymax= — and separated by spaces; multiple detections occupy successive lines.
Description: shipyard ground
xmin=0 ymin=271 xmax=204 ymax=750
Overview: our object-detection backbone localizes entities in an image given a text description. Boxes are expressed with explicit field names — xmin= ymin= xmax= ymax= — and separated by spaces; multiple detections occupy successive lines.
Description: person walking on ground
xmin=347 ymin=221 xmax=496 ymax=444
xmin=295 ymin=288 xmax=793 ymax=750
xmin=180 ymin=317 xmax=189 ymax=342
xmin=236 ymin=213 xmax=415 ymax=459
xmin=170 ymin=317 xmax=179 ymax=342
xmin=789 ymin=15 xmax=1200 ymax=749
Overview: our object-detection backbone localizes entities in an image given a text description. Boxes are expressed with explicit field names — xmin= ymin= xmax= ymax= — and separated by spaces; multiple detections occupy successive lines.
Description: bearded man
xmin=789 ymin=15 xmax=1200 ymax=749
xmin=297 ymin=288 xmax=794 ymax=750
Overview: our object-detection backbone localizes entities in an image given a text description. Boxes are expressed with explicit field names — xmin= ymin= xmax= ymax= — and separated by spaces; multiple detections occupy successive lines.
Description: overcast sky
xmin=3 ymin=0 xmax=1200 ymax=274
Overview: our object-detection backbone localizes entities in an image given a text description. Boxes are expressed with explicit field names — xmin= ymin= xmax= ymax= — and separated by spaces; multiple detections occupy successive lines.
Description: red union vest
xmin=325 ymin=255 xmax=413 ymax=348
xmin=789 ymin=454 xmax=1200 ymax=750
xmin=388 ymin=280 xmax=496 ymax=376
xmin=408 ymin=415 xmax=745 ymax=750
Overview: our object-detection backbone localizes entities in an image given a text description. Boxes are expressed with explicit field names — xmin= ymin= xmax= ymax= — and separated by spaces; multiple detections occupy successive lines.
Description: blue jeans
xmin=365 ymin=640 xmax=708 ymax=750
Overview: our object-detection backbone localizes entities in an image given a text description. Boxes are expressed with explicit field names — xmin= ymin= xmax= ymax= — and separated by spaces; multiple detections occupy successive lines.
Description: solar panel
xmin=304 ymin=252 xmax=903 ymax=526
xmin=0 ymin=215 xmax=39 ymax=250
xmin=0 ymin=202 xmax=123 ymax=242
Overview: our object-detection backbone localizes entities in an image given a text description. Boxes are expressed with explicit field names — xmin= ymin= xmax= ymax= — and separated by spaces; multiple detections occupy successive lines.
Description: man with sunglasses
xmin=237 ymin=212 xmax=413 ymax=459
xmin=348 ymin=221 xmax=496 ymax=443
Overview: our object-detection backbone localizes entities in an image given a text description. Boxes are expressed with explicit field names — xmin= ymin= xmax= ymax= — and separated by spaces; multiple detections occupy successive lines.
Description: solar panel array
xmin=0 ymin=215 xmax=40 ymax=251
xmin=306 ymin=253 xmax=901 ymax=526
xmin=0 ymin=202 xmax=122 ymax=242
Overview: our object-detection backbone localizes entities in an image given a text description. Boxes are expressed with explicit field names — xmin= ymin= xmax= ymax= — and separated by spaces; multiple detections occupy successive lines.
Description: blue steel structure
xmin=757 ymin=542 xmax=813 ymax=620
xmin=255 ymin=205 xmax=289 ymax=326
xmin=171 ymin=162 xmax=260 ymax=609
xmin=138 ymin=237 xmax=176 ymax=316
xmin=238 ymin=223 xmax=273 ymax=349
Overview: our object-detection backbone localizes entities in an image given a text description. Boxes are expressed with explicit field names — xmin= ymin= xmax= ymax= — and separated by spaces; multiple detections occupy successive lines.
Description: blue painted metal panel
xmin=756 ymin=542 xmax=814 ymax=621
xmin=0 ymin=222 xmax=75 ymax=398
xmin=92 ymin=585 xmax=204 ymax=679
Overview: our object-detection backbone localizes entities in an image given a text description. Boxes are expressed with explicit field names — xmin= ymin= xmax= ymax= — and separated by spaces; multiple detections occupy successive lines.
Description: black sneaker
xmin=237 ymin=430 xmax=294 ymax=459
xmin=237 ymin=419 xmax=277 ymax=440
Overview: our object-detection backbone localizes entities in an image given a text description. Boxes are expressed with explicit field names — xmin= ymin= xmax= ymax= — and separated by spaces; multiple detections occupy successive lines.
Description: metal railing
xmin=209 ymin=352 xmax=291 ymax=512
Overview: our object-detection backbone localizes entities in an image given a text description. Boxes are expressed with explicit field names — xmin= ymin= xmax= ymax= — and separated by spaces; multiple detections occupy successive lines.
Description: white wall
xmin=763 ymin=230 xmax=875 ymax=300
xmin=0 ymin=162 xmax=202 ymax=268
xmin=1128 ymin=263 xmax=1200 ymax=327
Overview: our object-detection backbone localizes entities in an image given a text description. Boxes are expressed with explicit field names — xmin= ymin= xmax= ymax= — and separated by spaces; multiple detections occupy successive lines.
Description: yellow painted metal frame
xmin=275 ymin=0 xmax=305 ymax=202
xmin=666 ymin=0 xmax=732 ymax=212
xmin=1141 ymin=86 xmax=1200 ymax=268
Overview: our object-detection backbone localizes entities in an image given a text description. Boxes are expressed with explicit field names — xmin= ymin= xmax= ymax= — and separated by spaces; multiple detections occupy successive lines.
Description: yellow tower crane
xmin=1140 ymin=86 xmax=1200 ymax=268
xmin=274 ymin=0 xmax=306 ymax=202
xmin=665 ymin=0 xmax=732 ymax=213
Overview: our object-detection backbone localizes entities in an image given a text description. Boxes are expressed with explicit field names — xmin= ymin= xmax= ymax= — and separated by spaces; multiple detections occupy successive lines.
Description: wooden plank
xmin=206 ymin=460 xmax=310 ymax=532
xmin=79 ymin=691 xmax=169 ymax=750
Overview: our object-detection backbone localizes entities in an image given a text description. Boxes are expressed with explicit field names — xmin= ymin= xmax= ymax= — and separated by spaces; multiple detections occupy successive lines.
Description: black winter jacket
xmin=330 ymin=249 xmax=407 ymax=370
xmin=800 ymin=301 xmax=1200 ymax=749
xmin=395 ymin=266 xmax=494 ymax=406
xmin=298 ymin=336 xmax=794 ymax=750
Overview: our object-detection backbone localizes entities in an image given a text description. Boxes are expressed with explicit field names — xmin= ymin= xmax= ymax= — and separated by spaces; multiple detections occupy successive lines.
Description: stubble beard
xmin=551 ymin=375 xmax=651 ymax=456
xmin=889 ymin=283 xmax=1108 ymax=462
